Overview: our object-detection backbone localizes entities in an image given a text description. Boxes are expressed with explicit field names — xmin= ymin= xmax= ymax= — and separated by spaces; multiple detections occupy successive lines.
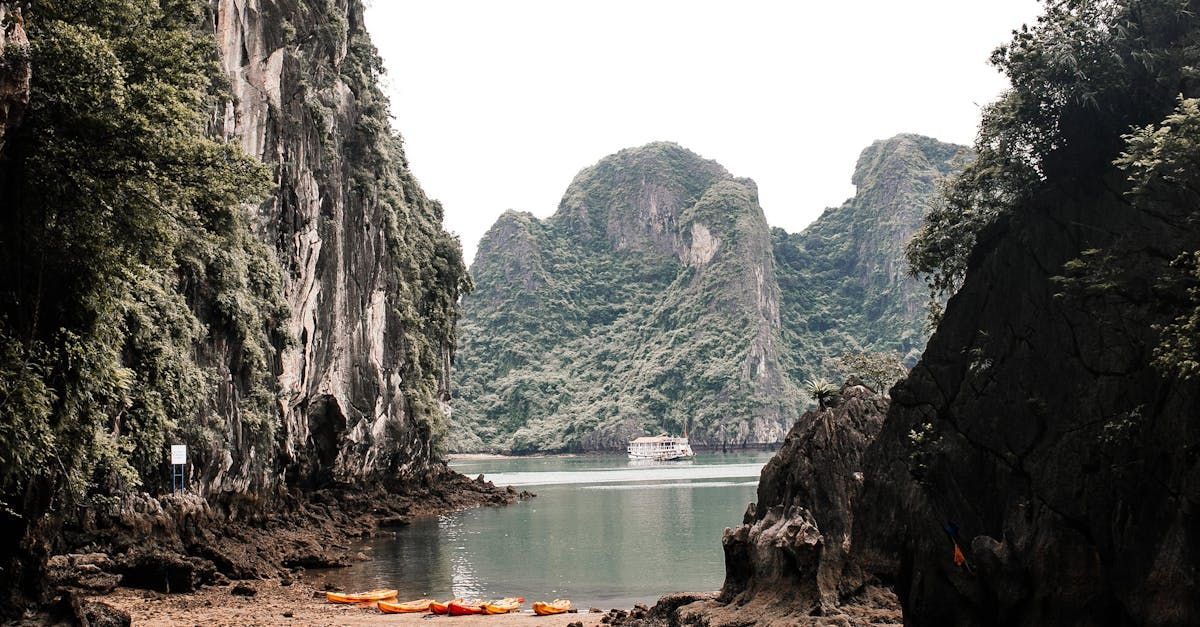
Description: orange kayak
xmin=448 ymin=600 xmax=486 ymax=616
xmin=483 ymin=597 xmax=526 ymax=614
xmin=378 ymin=598 xmax=435 ymax=614
xmin=326 ymin=589 xmax=398 ymax=604
xmin=533 ymin=599 xmax=572 ymax=616
xmin=430 ymin=599 xmax=460 ymax=615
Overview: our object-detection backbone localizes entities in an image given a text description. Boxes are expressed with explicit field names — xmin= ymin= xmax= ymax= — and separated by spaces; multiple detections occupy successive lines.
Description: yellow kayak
xmin=379 ymin=598 xmax=435 ymax=614
xmin=325 ymin=589 xmax=398 ymax=604
xmin=483 ymin=597 xmax=525 ymax=614
xmin=533 ymin=599 xmax=571 ymax=615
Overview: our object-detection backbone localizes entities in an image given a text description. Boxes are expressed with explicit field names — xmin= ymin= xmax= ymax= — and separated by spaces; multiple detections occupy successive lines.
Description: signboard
xmin=170 ymin=445 xmax=187 ymax=465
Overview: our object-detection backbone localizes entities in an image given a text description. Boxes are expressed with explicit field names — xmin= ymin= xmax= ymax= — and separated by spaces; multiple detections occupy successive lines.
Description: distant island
xmin=451 ymin=136 xmax=967 ymax=453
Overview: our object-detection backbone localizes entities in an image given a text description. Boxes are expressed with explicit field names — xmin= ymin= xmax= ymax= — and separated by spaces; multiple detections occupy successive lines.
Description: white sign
xmin=170 ymin=445 xmax=187 ymax=465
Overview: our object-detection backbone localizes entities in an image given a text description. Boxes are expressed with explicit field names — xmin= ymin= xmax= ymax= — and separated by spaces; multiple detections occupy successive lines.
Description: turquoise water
xmin=324 ymin=452 xmax=772 ymax=609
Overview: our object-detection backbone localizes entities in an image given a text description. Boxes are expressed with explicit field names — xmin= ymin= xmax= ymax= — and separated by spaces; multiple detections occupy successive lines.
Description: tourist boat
xmin=430 ymin=599 xmax=459 ymax=615
xmin=447 ymin=599 xmax=487 ymax=615
xmin=325 ymin=589 xmax=398 ymax=604
xmin=627 ymin=434 xmax=694 ymax=460
xmin=533 ymin=599 xmax=572 ymax=615
xmin=483 ymin=597 xmax=525 ymax=614
xmin=378 ymin=598 xmax=434 ymax=614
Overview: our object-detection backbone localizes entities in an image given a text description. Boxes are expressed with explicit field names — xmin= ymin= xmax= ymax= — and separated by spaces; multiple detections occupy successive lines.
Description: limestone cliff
xmin=0 ymin=0 xmax=471 ymax=613
xmin=455 ymin=143 xmax=796 ymax=452
xmin=206 ymin=0 xmax=468 ymax=490
xmin=775 ymin=135 xmax=969 ymax=372
xmin=454 ymin=137 xmax=964 ymax=453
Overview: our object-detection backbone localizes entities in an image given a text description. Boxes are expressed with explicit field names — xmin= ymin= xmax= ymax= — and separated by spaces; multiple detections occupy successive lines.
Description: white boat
xmin=627 ymin=434 xmax=695 ymax=461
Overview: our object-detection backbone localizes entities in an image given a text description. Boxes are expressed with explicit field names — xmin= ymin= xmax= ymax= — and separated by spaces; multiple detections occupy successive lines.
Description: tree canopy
xmin=0 ymin=0 xmax=282 ymax=502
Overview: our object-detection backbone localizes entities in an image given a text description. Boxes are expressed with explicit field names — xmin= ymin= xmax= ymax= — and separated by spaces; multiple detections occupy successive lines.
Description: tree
xmin=836 ymin=352 xmax=907 ymax=396
xmin=907 ymin=0 xmax=1200 ymax=307
xmin=1116 ymin=97 xmax=1200 ymax=379
xmin=0 ymin=0 xmax=278 ymax=499
xmin=803 ymin=378 xmax=840 ymax=410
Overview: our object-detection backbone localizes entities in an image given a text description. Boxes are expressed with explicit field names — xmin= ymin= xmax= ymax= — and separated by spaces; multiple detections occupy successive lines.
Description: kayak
xmin=378 ymin=599 xmax=435 ymax=614
xmin=448 ymin=599 xmax=486 ymax=616
xmin=326 ymin=589 xmax=398 ymax=604
xmin=533 ymin=599 xmax=572 ymax=616
xmin=483 ymin=597 xmax=526 ymax=614
xmin=430 ymin=599 xmax=460 ymax=615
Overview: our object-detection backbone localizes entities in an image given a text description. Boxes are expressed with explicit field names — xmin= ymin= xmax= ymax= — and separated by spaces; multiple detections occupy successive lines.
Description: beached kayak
xmin=533 ymin=599 xmax=572 ymax=615
xmin=448 ymin=600 xmax=486 ymax=616
xmin=430 ymin=599 xmax=460 ymax=615
xmin=325 ymin=589 xmax=398 ymax=604
xmin=378 ymin=599 xmax=435 ymax=614
xmin=483 ymin=597 xmax=525 ymax=614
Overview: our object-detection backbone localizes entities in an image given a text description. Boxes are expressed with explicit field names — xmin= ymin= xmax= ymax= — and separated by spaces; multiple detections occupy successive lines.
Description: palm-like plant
xmin=803 ymin=378 xmax=840 ymax=410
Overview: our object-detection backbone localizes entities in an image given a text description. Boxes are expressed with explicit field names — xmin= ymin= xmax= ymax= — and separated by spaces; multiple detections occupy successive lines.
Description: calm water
xmin=323 ymin=452 xmax=772 ymax=609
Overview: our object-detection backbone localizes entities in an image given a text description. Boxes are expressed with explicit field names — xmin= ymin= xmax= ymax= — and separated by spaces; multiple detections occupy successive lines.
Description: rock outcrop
xmin=453 ymin=136 xmax=966 ymax=453
xmin=685 ymin=380 xmax=897 ymax=626
xmin=622 ymin=381 xmax=899 ymax=626
xmin=850 ymin=170 xmax=1200 ymax=625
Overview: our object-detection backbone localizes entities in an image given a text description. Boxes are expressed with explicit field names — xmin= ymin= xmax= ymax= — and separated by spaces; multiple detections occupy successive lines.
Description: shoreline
xmin=447 ymin=445 xmax=781 ymax=462
xmin=95 ymin=580 xmax=615 ymax=626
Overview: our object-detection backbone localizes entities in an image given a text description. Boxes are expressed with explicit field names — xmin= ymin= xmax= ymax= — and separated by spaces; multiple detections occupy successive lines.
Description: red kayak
xmin=448 ymin=600 xmax=486 ymax=616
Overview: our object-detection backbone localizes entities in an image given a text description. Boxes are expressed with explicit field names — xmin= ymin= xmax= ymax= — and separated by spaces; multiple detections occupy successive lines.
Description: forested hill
xmin=452 ymin=135 xmax=967 ymax=453
xmin=775 ymin=135 xmax=969 ymax=379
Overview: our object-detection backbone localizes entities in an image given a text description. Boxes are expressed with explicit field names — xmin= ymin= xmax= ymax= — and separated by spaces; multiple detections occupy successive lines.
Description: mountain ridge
xmin=452 ymin=135 xmax=967 ymax=453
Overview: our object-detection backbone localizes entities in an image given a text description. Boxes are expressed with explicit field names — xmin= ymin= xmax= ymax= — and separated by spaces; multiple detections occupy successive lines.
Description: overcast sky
xmin=363 ymin=1 xmax=1044 ymax=265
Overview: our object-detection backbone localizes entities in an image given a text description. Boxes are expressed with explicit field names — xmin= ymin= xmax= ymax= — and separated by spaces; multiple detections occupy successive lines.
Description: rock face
xmin=850 ymin=167 xmax=1200 ymax=625
xmin=717 ymin=380 xmax=899 ymax=624
xmin=205 ymin=0 xmax=467 ymax=490
xmin=453 ymin=136 xmax=966 ymax=453
xmin=0 ymin=3 xmax=30 ymax=149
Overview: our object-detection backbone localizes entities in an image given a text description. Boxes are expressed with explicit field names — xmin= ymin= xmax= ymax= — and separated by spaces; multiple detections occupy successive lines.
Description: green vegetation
xmin=776 ymin=135 xmax=968 ymax=377
xmin=0 ymin=0 xmax=469 ymax=509
xmin=909 ymin=0 xmax=1200 ymax=306
xmin=454 ymin=137 xmax=966 ymax=452
xmin=909 ymin=0 xmax=1200 ymax=384
xmin=1117 ymin=97 xmax=1200 ymax=380
xmin=803 ymin=379 xmax=840 ymax=410
xmin=0 ymin=0 xmax=282 ymax=502
xmin=836 ymin=352 xmax=908 ymax=396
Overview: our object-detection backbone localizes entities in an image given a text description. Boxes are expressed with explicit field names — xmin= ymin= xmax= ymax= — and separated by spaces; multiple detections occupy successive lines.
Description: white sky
xmin=363 ymin=1 xmax=1044 ymax=265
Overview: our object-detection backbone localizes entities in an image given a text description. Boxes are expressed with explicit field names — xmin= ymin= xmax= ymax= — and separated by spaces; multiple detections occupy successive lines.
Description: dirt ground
xmin=98 ymin=581 xmax=608 ymax=627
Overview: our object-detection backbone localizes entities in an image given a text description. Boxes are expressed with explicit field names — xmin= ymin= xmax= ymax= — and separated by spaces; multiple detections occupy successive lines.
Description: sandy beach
xmin=98 ymin=581 xmax=609 ymax=627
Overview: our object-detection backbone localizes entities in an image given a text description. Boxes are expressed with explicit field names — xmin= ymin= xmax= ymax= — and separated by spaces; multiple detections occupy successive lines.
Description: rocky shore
xmin=13 ymin=471 xmax=528 ymax=625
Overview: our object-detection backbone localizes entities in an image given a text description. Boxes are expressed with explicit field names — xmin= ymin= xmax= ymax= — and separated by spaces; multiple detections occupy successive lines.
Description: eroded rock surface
xmin=196 ymin=0 xmax=468 ymax=492
xmin=0 ymin=3 xmax=30 ymax=149
xmin=849 ymin=169 xmax=1200 ymax=625
xmin=697 ymin=381 xmax=900 ymax=626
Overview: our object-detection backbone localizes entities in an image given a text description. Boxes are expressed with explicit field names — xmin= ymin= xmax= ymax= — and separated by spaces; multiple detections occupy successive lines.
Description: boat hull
xmin=448 ymin=601 xmax=486 ymax=616
xmin=378 ymin=599 xmax=435 ymax=614
xmin=430 ymin=599 xmax=459 ymax=615
xmin=533 ymin=600 xmax=572 ymax=616
xmin=325 ymin=589 xmax=398 ymax=604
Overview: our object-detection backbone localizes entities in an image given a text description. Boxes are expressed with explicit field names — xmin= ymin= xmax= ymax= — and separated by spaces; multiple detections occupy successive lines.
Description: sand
xmin=98 ymin=581 xmax=608 ymax=627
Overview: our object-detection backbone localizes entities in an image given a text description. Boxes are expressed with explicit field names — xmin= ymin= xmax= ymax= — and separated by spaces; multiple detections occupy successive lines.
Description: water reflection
xmin=324 ymin=452 xmax=771 ymax=609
